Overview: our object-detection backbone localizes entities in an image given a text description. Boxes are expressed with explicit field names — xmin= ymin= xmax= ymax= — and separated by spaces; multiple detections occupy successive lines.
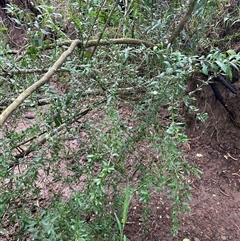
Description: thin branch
xmin=1 ymin=38 xmax=155 ymax=63
xmin=90 ymin=0 xmax=119 ymax=58
xmin=9 ymin=99 xmax=106 ymax=169
xmin=0 ymin=39 xmax=82 ymax=126
xmin=86 ymin=38 xmax=155 ymax=48
xmin=40 ymin=38 xmax=155 ymax=49
xmin=168 ymin=0 xmax=198 ymax=45
xmin=0 ymin=37 xmax=154 ymax=126
xmin=2 ymin=68 xmax=70 ymax=76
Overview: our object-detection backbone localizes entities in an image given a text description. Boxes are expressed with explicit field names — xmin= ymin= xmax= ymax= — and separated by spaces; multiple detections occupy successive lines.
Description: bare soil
xmin=2 ymin=76 xmax=240 ymax=241
xmin=125 ymin=77 xmax=240 ymax=241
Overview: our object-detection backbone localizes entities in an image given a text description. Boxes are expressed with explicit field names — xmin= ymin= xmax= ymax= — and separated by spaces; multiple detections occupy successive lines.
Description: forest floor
xmin=1 ymin=2 xmax=240 ymax=240
xmin=1 ymin=63 xmax=240 ymax=241
xmin=125 ymin=141 xmax=240 ymax=241
xmin=3 ymin=77 xmax=240 ymax=241
xmin=125 ymin=78 xmax=240 ymax=241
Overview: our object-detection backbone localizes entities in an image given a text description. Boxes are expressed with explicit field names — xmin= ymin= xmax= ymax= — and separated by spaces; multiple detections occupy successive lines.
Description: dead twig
xmin=232 ymin=172 xmax=240 ymax=178
xmin=219 ymin=189 xmax=230 ymax=197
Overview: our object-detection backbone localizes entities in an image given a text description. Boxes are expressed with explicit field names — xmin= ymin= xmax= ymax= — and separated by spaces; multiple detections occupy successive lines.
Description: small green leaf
xmin=54 ymin=111 xmax=62 ymax=127
xmin=230 ymin=62 xmax=239 ymax=71
xmin=226 ymin=49 xmax=236 ymax=56
xmin=202 ymin=63 xmax=208 ymax=75
xmin=215 ymin=61 xmax=231 ymax=77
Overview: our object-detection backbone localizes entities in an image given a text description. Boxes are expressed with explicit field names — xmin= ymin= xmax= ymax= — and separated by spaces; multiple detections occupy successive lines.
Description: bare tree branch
xmin=0 ymin=39 xmax=81 ymax=126
xmin=0 ymin=38 xmax=155 ymax=126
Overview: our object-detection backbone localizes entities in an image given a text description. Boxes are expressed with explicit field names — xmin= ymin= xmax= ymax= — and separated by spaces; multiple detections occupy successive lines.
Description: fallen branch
xmin=9 ymin=99 xmax=106 ymax=169
xmin=0 ymin=39 xmax=81 ymax=126
xmin=2 ymin=38 xmax=155 ymax=63
xmin=1 ymin=68 xmax=71 ymax=77
xmin=0 ymin=38 xmax=155 ymax=126
xmin=39 ymin=38 xmax=155 ymax=49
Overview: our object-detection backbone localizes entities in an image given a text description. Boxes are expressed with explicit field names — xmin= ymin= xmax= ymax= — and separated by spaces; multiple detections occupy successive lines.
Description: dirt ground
xmin=125 ymin=78 xmax=240 ymax=241
xmin=2 ymin=75 xmax=240 ymax=241
xmin=1 ymin=2 xmax=240 ymax=240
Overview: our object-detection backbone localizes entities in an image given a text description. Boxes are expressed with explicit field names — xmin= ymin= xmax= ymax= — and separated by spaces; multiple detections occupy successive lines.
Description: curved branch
xmin=86 ymin=38 xmax=155 ymax=48
xmin=0 ymin=38 xmax=155 ymax=126
xmin=0 ymin=39 xmax=81 ymax=127
xmin=46 ymin=38 xmax=155 ymax=49
xmin=3 ymin=38 xmax=155 ymax=62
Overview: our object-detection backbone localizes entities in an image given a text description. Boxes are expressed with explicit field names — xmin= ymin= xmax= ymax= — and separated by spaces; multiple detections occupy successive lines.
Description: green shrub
xmin=2 ymin=1 xmax=230 ymax=240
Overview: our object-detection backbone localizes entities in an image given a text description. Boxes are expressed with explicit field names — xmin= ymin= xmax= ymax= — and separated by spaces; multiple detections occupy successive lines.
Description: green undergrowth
xmin=1 ymin=0 xmax=238 ymax=240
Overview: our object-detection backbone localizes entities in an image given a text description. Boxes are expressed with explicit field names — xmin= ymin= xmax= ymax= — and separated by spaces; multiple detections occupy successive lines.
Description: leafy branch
xmin=0 ymin=38 xmax=154 ymax=126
